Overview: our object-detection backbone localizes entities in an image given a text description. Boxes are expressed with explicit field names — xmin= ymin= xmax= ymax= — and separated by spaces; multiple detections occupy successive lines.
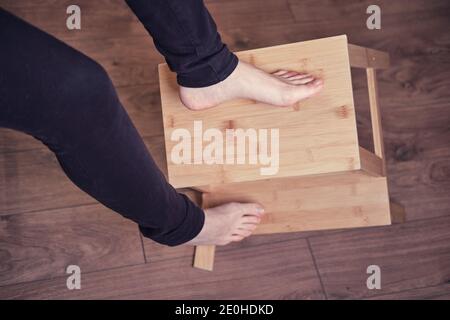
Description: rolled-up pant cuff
xmin=176 ymin=47 xmax=239 ymax=88
xmin=139 ymin=194 xmax=205 ymax=246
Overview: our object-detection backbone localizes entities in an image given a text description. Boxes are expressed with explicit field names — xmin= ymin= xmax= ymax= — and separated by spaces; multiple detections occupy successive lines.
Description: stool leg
xmin=390 ymin=201 xmax=406 ymax=224
xmin=193 ymin=245 xmax=216 ymax=271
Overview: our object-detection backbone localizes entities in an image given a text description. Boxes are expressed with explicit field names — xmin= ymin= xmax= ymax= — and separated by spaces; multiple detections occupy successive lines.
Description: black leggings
xmin=0 ymin=2 xmax=237 ymax=246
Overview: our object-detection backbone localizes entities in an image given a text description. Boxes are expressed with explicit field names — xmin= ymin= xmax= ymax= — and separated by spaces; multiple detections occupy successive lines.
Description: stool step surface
xmin=159 ymin=35 xmax=360 ymax=188
xmin=202 ymin=171 xmax=391 ymax=235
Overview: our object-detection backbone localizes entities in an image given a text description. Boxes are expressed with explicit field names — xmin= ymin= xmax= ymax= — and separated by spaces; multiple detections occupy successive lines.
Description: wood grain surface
xmin=160 ymin=35 xmax=361 ymax=188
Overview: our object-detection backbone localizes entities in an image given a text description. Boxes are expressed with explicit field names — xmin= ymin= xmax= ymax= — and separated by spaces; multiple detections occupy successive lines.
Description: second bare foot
xmin=186 ymin=202 xmax=265 ymax=246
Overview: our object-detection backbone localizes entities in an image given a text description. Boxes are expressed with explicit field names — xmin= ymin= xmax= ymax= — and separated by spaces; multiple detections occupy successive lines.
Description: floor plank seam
xmin=138 ymin=232 xmax=148 ymax=263
xmin=220 ymin=236 xmax=309 ymax=253
xmin=306 ymin=238 xmax=328 ymax=300
xmin=284 ymin=0 xmax=297 ymax=23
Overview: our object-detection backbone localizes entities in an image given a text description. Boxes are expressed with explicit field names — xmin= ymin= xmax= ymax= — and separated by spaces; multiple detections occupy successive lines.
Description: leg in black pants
xmin=1 ymin=0 xmax=297 ymax=246
xmin=0 ymin=7 xmax=216 ymax=246
xmin=125 ymin=0 xmax=238 ymax=88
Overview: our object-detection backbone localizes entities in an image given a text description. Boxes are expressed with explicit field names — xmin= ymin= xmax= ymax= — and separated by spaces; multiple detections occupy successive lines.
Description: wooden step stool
xmin=158 ymin=35 xmax=405 ymax=271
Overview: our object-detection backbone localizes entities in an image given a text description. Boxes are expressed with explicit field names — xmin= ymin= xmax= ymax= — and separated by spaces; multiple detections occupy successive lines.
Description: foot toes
xmin=279 ymin=71 xmax=299 ymax=78
xmin=242 ymin=216 xmax=261 ymax=225
xmin=289 ymin=76 xmax=315 ymax=85
xmin=285 ymin=73 xmax=310 ymax=80
xmin=304 ymin=79 xmax=324 ymax=94
xmin=239 ymin=224 xmax=258 ymax=232
xmin=272 ymin=70 xmax=289 ymax=76
xmin=234 ymin=228 xmax=253 ymax=237
xmin=309 ymin=78 xmax=324 ymax=88
xmin=237 ymin=202 xmax=265 ymax=216
xmin=229 ymin=235 xmax=246 ymax=242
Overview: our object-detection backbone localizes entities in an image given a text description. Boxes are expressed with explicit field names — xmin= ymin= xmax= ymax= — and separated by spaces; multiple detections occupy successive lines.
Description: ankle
xmin=179 ymin=87 xmax=208 ymax=111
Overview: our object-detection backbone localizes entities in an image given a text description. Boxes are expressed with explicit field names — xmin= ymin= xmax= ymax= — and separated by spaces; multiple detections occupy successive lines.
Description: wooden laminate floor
xmin=0 ymin=0 xmax=449 ymax=299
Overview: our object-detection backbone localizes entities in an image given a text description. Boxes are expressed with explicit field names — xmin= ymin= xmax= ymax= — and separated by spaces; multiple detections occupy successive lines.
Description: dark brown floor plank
xmin=0 ymin=148 xmax=93 ymax=215
xmin=207 ymin=0 xmax=295 ymax=30
xmin=367 ymin=283 xmax=450 ymax=300
xmin=287 ymin=0 xmax=450 ymax=23
xmin=69 ymin=36 xmax=163 ymax=88
xmin=0 ymin=0 xmax=148 ymax=41
xmin=223 ymin=5 xmax=449 ymax=51
xmin=0 ymin=204 xmax=144 ymax=287
xmin=0 ymin=129 xmax=43 ymax=154
xmin=114 ymin=85 xmax=164 ymax=139
xmin=387 ymin=155 xmax=450 ymax=221
xmin=0 ymin=237 xmax=324 ymax=300
xmin=308 ymin=216 xmax=450 ymax=299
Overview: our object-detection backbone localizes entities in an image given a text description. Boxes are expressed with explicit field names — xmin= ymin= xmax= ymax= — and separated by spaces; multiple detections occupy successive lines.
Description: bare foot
xmin=179 ymin=60 xmax=324 ymax=110
xmin=187 ymin=202 xmax=265 ymax=246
